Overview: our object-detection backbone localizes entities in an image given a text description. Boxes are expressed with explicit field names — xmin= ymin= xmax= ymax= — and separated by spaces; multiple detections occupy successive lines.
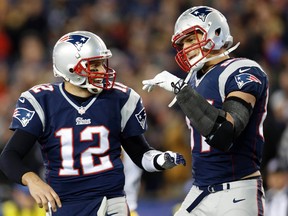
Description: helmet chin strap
xmin=81 ymin=79 xmax=103 ymax=94
xmin=200 ymin=42 xmax=240 ymax=66
xmin=168 ymin=42 xmax=240 ymax=108
xmin=189 ymin=42 xmax=240 ymax=73
xmin=189 ymin=53 xmax=205 ymax=72
xmin=87 ymin=87 xmax=103 ymax=94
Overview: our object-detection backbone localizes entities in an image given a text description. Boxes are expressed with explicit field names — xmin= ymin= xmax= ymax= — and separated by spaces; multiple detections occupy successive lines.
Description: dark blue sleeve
xmin=10 ymin=94 xmax=43 ymax=137
xmin=121 ymin=89 xmax=148 ymax=138
xmin=0 ymin=129 xmax=37 ymax=184
xmin=225 ymin=67 xmax=268 ymax=100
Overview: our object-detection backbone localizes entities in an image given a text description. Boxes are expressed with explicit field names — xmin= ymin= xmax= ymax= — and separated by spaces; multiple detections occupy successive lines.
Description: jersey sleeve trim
xmin=120 ymin=89 xmax=140 ymax=132
xmin=218 ymin=59 xmax=265 ymax=101
xmin=21 ymin=91 xmax=45 ymax=132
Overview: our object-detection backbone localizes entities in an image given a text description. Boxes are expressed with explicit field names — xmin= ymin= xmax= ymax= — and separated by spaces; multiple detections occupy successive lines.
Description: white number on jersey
xmin=56 ymin=126 xmax=113 ymax=176
xmin=31 ymin=83 xmax=54 ymax=93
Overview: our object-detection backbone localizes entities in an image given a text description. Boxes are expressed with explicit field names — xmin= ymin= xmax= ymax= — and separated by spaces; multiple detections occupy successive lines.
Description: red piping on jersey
xmin=256 ymin=178 xmax=264 ymax=216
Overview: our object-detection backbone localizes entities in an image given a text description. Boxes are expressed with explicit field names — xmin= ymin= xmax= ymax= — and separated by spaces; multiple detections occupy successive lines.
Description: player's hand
xmin=142 ymin=70 xmax=181 ymax=93
xmin=22 ymin=172 xmax=62 ymax=213
xmin=157 ymin=151 xmax=186 ymax=169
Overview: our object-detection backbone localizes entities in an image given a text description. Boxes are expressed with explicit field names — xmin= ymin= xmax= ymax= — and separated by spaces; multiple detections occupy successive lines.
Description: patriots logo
xmin=191 ymin=7 xmax=213 ymax=22
xmin=235 ymin=73 xmax=262 ymax=89
xmin=60 ymin=34 xmax=90 ymax=51
xmin=13 ymin=108 xmax=35 ymax=127
xmin=135 ymin=108 xmax=147 ymax=130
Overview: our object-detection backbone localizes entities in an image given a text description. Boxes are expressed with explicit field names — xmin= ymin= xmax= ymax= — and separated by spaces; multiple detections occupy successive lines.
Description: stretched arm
xmin=0 ymin=129 xmax=61 ymax=213
xmin=142 ymin=71 xmax=255 ymax=151
xmin=121 ymin=134 xmax=186 ymax=172
xmin=176 ymin=85 xmax=254 ymax=151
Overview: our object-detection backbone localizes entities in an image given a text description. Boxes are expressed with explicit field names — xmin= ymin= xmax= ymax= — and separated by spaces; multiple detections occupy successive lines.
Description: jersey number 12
xmin=56 ymin=126 xmax=113 ymax=176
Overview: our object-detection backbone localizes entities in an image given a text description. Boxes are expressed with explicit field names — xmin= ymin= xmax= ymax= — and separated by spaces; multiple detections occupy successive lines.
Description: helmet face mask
xmin=53 ymin=31 xmax=116 ymax=94
xmin=73 ymin=58 xmax=116 ymax=90
xmin=172 ymin=6 xmax=233 ymax=72
xmin=173 ymin=26 xmax=215 ymax=72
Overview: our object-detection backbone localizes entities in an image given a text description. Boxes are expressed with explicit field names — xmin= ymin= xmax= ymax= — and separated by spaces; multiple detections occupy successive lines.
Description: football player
xmin=0 ymin=31 xmax=186 ymax=216
xmin=142 ymin=6 xmax=268 ymax=216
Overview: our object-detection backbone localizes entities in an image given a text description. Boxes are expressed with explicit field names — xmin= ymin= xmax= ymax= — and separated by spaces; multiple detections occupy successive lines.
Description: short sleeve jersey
xmin=187 ymin=58 xmax=269 ymax=186
xmin=10 ymin=82 xmax=147 ymax=201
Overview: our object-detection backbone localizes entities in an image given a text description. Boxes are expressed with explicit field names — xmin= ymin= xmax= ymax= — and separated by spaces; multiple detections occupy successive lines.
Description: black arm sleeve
xmin=0 ymin=129 xmax=37 ymax=184
xmin=121 ymin=134 xmax=153 ymax=169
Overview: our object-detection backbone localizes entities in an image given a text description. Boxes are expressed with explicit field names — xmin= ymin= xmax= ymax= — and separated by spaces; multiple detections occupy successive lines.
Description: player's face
xmin=72 ymin=55 xmax=116 ymax=93
xmin=89 ymin=60 xmax=105 ymax=72
xmin=87 ymin=60 xmax=106 ymax=85
xmin=84 ymin=58 xmax=116 ymax=92
xmin=179 ymin=32 xmax=204 ymax=60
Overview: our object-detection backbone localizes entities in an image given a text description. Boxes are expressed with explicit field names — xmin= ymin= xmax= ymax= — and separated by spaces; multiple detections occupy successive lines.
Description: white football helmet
xmin=53 ymin=31 xmax=116 ymax=94
xmin=172 ymin=6 xmax=234 ymax=72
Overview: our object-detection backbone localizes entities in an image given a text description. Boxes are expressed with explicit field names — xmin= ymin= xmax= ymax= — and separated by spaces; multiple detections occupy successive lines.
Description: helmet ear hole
xmin=69 ymin=68 xmax=74 ymax=73
xmin=215 ymin=28 xmax=221 ymax=36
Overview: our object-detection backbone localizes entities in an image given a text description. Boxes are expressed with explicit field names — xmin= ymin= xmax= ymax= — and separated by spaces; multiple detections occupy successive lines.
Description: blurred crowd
xmin=0 ymin=0 xmax=288 ymax=215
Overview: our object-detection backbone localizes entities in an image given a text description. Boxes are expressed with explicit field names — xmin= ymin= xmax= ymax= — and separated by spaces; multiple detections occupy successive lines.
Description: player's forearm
xmin=176 ymin=85 xmax=253 ymax=151
xmin=121 ymin=134 xmax=186 ymax=171
xmin=0 ymin=149 xmax=31 ymax=184
xmin=121 ymin=134 xmax=152 ymax=169
xmin=0 ymin=129 xmax=37 ymax=184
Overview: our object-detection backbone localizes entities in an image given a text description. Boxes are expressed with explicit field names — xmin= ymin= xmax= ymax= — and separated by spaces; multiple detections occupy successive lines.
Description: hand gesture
xmin=142 ymin=71 xmax=181 ymax=93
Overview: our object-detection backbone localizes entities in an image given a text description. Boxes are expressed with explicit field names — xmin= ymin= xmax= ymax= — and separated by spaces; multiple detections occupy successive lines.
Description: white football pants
xmin=174 ymin=178 xmax=265 ymax=216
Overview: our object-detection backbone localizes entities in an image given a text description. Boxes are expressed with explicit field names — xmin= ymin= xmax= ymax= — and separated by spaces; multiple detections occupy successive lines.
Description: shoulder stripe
xmin=21 ymin=91 xmax=45 ymax=132
xmin=120 ymin=88 xmax=140 ymax=132
xmin=113 ymin=82 xmax=128 ymax=93
xmin=218 ymin=59 xmax=264 ymax=101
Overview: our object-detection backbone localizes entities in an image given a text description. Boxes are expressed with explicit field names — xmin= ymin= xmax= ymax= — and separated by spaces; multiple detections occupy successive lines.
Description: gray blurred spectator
xmin=265 ymin=158 xmax=288 ymax=216
xmin=270 ymin=68 xmax=288 ymax=170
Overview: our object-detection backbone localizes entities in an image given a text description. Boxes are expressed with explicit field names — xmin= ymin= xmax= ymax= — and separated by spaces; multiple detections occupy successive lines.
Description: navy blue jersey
xmin=187 ymin=58 xmax=269 ymax=186
xmin=10 ymin=82 xmax=147 ymax=201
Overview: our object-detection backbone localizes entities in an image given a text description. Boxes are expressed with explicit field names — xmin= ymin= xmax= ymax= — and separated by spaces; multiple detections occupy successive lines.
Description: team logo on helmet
xmin=60 ymin=34 xmax=90 ymax=51
xmin=190 ymin=7 xmax=213 ymax=22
